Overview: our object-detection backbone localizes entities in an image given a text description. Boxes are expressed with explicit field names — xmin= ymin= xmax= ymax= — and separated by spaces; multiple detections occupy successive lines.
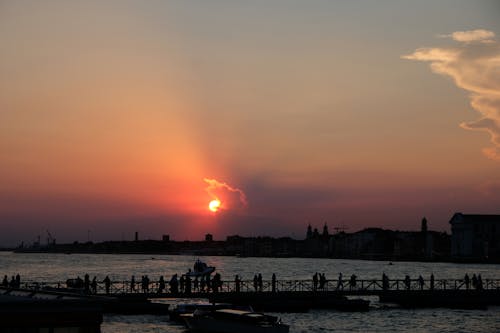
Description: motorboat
xmin=169 ymin=303 xmax=216 ymax=323
xmin=186 ymin=259 xmax=215 ymax=277
xmin=182 ymin=308 xmax=290 ymax=333
xmin=169 ymin=303 xmax=252 ymax=323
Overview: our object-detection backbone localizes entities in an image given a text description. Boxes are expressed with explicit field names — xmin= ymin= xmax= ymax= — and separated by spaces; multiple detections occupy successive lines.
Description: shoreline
xmin=5 ymin=249 xmax=500 ymax=265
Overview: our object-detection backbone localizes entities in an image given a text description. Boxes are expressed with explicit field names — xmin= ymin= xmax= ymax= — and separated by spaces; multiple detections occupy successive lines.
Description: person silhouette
xmin=84 ymin=274 xmax=90 ymax=293
xmin=404 ymin=275 xmax=411 ymax=290
xmin=382 ymin=273 xmax=389 ymax=291
xmin=91 ymin=276 xmax=97 ymax=294
xmin=130 ymin=275 xmax=136 ymax=292
xmin=15 ymin=274 xmax=21 ymax=288
xmin=349 ymin=274 xmax=357 ymax=290
xmin=144 ymin=275 xmax=150 ymax=292
xmin=235 ymin=275 xmax=241 ymax=293
xmin=9 ymin=276 xmax=15 ymax=288
xmin=169 ymin=274 xmax=179 ymax=294
xmin=313 ymin=273 xmax=318 ymax=291
xmin=472 ymin=274 xmax=478 ymax=289
xmin=418 ymin=275 xmax=424 ymax=290
xmin=319 ymin=273 xmax=326 ymax=289
xmin=158 ymin=276 xmax=165 ymax=293
xmin=179 ymin=275 xmax=185 ymax=293
xmin=103 ymin=276 xmax=111 ymax=294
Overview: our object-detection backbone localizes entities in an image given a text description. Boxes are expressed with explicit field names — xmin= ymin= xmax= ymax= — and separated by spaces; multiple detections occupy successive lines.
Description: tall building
xmin=450 ymin=213 xmax=500 ymax=260
xmin=421 ymin=217 xmax=428 ymax=233
xmin=306 ymin=224 xmax=313 ymax=239
xmin=322 ymin=223 xmax=329 ymax=238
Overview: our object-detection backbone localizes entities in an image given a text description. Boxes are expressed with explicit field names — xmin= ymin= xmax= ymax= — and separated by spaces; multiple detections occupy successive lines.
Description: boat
xmin=186 ymin=259 xmax=215 ymax=277
xmin=182 ymin=308 xmax=290 ymax=333
xmin=169 ymin=303 xmax=252 ymax=323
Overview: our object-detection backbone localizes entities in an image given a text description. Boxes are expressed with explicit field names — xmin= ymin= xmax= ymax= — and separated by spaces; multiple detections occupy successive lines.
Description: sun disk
xmin=209 ymin=199 xmax=221 ymax=212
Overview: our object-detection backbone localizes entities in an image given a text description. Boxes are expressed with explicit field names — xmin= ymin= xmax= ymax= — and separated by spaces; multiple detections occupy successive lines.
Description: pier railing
xmin=14 ymin=278 xmax=500 ymax=296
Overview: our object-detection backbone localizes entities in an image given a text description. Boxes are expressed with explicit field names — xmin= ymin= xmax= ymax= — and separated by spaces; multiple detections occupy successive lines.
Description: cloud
xmin=403 ymin=29 xmax=500 ymax=161
xmin=477 ymin=180 xmax=500 ymax=198
xmin=204 ymin=178 xmax=248 ymax=210
xmin=446 ymin=29 xmax=496 ymax=43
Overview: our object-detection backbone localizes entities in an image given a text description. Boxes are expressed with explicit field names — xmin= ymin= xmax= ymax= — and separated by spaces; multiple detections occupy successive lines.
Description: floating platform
xmin=209 ymin=291 xmax=370 ymax=312
xmin=379 ymin=289 xmax=500 ymax=309
xmin=0 ymin=287 xmax=170 ymax=316
xmin=0 ymin=295 xmax=103 ymax=333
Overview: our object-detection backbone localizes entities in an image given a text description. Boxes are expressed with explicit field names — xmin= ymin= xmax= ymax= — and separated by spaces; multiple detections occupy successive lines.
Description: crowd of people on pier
xmin=2 ymin=274 xmax=21 ymax=288
xmin=307 ymin=271 xmax=488 ymax=292
xmin=3 ymin=270 xmax=489 ymax=295
xmin=463 ymin=273 xmax=484 ymax=290
xmin=162 ymin=272 xmax=224 ymax=294
xmin=379 ymin=272 xmax=485 ymax=291
xmin=309 ymin=272 xmax=359 ymax=291
xmin=66 ymin=274 xmax=104 ymax=294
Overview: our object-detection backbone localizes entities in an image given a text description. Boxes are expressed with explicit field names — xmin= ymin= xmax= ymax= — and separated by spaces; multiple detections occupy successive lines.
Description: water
xmin=1 ymin=252 xmax=500 ymax=332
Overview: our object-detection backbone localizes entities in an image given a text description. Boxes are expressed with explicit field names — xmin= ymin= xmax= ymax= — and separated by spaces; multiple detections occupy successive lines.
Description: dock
xmin=0 ymin=287 xmax=170 ymax=315
xmin=0 ymin=289 xmax=103 ymax=332
xmin=10 ymin=277 xmax=500 ymax=311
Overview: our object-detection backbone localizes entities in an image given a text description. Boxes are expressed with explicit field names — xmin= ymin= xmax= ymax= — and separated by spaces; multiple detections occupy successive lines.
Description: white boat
xmin=182 ymin=308 xmax=290 ymax=333
xmin=169 ymin=303 xmax=252 ymax=323
xmin=186 ymin=259 xmax=215 ymax=277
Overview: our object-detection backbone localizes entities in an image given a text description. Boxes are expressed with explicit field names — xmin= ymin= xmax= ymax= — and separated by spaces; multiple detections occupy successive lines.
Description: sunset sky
xmin=1 ymin=1 xmax=499 ymax=246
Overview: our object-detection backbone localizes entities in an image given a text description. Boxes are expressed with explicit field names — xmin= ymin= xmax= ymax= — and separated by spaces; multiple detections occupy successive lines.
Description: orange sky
xmin=1 ymin=1 xmax=499 ymax=245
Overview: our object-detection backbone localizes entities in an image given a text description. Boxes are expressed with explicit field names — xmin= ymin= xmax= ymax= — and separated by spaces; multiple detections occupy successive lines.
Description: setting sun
xmin=208 ymin=199 xmax=221 ymax=212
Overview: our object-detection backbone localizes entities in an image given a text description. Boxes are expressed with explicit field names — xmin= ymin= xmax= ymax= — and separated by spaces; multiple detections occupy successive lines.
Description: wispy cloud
xmin=403 ymin=29 xmax=500 ymax=161
xmin=204 ymin=178 xmax=248 ymax=210
xmin=442 ymin=29 xmax=496 ymax=43
xmin=477 ymin=180 xmax=500 ymax=198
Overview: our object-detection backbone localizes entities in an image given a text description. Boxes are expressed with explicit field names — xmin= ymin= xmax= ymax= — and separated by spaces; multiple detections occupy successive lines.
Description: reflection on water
xmin=102 ymin=307 xmax=500 ymax=333
xmin=102 ymin=308 xmax=500 ymax=333
xmin=2 ymin=252 xmax=500 ymax=332
xmin=281 ymin=308 xmax=500 ymax=333
xmin=2 ymin=252 xmax=500 ymax=281
xmin=102 ymin=315 xmax=184 ymax=333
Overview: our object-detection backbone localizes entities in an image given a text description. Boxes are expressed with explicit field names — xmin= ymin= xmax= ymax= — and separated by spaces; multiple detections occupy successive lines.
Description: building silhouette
xmin=450 ymin=213 xmax=500 ymax=260
xmin=16 ymin=213 xmax=500 ymax=262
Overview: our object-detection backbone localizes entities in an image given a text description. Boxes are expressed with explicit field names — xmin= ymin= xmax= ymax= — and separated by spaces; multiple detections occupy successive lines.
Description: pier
xmin=18 ymin=277 xmax=500 ymax=295
xmin=9 ymin=277 xmax=500 ymax=311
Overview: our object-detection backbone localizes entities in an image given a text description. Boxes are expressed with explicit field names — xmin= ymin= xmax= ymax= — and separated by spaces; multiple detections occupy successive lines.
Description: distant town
xmin=5 ymin=213 xmax=500 ymax=263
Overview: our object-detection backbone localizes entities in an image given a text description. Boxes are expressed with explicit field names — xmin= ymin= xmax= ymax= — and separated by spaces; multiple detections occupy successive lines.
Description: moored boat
xmin=182 ymin=308 xmax=289 ymax=333
xmin=168 ymin=303 xmax=252 ymax=323
xmin=186 ymin=259 xmax=215 ymax=277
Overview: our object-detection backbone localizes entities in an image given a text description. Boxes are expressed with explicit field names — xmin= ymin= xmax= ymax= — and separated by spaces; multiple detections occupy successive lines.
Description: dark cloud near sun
xmin=403 ymin=29 xmax=500 ymax=161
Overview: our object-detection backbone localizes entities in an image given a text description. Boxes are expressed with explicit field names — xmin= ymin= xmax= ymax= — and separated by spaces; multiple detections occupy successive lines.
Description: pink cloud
xmin=403 ymin=29 xmax=500 ymax=161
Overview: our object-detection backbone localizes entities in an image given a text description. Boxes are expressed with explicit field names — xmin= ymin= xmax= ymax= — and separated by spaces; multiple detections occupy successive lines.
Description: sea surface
xmin=1 ymin=252 xmax=500 ymax=332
